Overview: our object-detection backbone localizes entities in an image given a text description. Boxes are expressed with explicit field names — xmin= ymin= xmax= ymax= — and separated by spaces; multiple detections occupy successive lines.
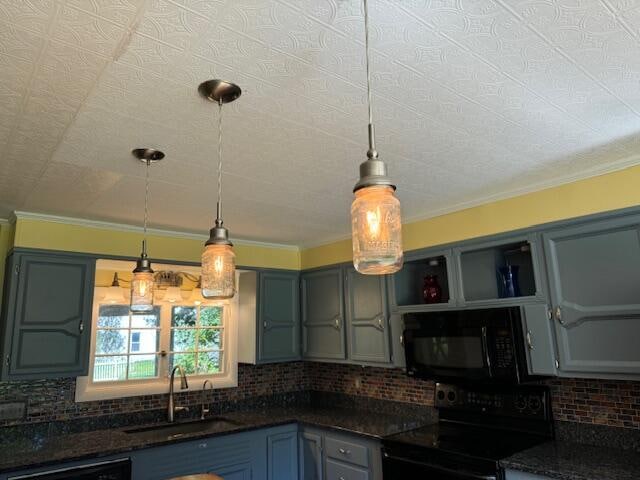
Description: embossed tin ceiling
xmin=1 ymin=0 xmax=640 ymax=245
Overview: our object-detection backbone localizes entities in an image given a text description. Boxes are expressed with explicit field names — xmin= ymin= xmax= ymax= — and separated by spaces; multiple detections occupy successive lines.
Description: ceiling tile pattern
xmin=1 ymin=0 xmax=639 ymax=244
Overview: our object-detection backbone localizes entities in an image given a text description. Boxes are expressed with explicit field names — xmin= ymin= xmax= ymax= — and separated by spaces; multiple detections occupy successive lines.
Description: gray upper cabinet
xmin=543 ymin=216 xmax=640 ymax=377
xmin=301 ymin=268 xmax=346 ymax=360
xmin=258 ymin=271 xmax=300 ymax=363
xmin=0 ymin=251 xmax=95 ymax=380
xmin=345 ymin=267 xmax=391 ymax=364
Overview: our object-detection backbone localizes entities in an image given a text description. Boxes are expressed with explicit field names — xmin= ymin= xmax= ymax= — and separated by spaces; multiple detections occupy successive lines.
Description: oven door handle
xmin=382 ymin=452 xmax=497 ymax=480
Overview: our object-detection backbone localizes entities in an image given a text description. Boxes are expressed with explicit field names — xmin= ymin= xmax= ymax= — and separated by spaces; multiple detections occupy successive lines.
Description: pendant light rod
xmin=131 ymin=148 xmax=164 ymax=259
xmin=363 ymin=0 xmax=377 ymax=159
xmin=216 ymin=98 xmax=224 ymax=226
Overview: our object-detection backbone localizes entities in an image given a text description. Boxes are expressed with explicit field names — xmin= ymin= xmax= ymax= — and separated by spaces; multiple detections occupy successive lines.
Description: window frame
xmin=75 ymin=284 xmax=239 ymax=403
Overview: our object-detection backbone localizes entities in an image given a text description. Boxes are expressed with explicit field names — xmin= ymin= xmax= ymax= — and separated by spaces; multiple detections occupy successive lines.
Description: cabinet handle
xmin=338 ymin=448 xmax=351 ymax=455
xmin=399 ymin=334 xmax=404 ymax=346
xmin=375 ymin=315 xmax=385 ymax=331
xmin=333 ymin=316 xmax=341 ymax=330
xmin=555 ymin=306 xmax=564 ymax=325
xmin=79 ymin=321 xmax=84 ymax=333
xmin=339 ymin=477 xmax=346 ymax=480
xmin=526 ymin=331 xmax=533 ymax=350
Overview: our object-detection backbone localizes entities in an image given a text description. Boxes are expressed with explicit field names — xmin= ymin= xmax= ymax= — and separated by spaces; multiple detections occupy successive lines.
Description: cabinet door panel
xmin=543 ymin=217 xmax=640 ymax=375
xmin=522 ymin=304 xmax=557 ymax=376
xmin=345 ymin=268 xmax=390 ymax=364
xmin=258 ymin=272 xmax=300 ymax=362
xmin=302 ymin=268 xmax=346 ymax=360
xmin=267 ymin=431 xmax=298 ymax=480
xmin=7 ymin=253 xmax=95 ymax=378
xmin=299 ymin=431 xmax=323 ymax=480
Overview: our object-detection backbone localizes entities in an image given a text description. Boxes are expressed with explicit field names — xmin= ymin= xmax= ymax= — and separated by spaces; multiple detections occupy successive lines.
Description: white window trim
xmin=75 ymin=286 xmax=239 ymax=403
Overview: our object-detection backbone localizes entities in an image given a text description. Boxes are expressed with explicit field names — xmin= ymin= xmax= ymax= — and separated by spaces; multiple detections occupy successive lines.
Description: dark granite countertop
xmin=0 ymin=405 xmax=432 ymax=474
xmin=501 ymin=440 xmax=640 ymax=480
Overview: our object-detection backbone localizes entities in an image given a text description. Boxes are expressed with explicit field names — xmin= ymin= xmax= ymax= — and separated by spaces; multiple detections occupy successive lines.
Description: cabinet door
xmin=212 ymin=462 xmax=252 ymax=480
xmin=543 ymin=217 xmax=640 ymax=375
xmin=302 ymin=268 xmax=346 ymax=360
xmin=267 ymin=431 xmax=298 ymax=480
xmin=299 ymin=431 xmax=323 ymax=480
xmin=3 ymin=252 xmax=95 ymax=379
xmin=345 ymin=267 xmax=390 ymax=364
xmin=522 ymin=304 xmax=558 ymax=376
xmin=258 ymin=271 xmax=300 ymax=363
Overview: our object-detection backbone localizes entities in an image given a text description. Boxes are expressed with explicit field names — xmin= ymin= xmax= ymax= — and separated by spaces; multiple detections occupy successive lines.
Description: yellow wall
xmin=0 ymin=222 xmax=15 ymax=299
xmin=6 ymin=165 xmax=640 ymax=272
xmin=12 ymin=219 xmax=300 ymax=270
xmin=300 ymin=165 xmax=640 ymax=269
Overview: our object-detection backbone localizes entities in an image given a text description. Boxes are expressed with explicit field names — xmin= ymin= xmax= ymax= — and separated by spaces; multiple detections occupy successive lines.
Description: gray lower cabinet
xmin=543 ymin=215 xmax=640 ymax=377
xmin=0 ymin=251 xmax=95 ymax=380
xmin=132 ymin=424 xmax=298 ymax=480
xmin=258 ymin=271 xmax=300 ymax=363
xmin=299 ymin=430 xmax=323 ymax=480
xmin=301 ymin=268 xmax=346 ymax=360
xmin=299 ymin=427 xmax=383 ymax=480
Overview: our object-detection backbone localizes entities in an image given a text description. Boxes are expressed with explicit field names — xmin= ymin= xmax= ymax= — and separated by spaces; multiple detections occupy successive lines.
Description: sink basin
xmin=124 ymin=417 xmax=242 ymax=439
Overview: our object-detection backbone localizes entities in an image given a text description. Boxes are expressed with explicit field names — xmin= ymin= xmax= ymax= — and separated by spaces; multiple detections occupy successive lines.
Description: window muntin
xmin=170 ymin=306 xmax=223 ymax=375
xmin=93 ymin=305 xmax=160 ymax=382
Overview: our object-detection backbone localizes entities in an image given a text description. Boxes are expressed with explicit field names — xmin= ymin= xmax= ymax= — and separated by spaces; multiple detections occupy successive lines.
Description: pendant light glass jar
xmin=198 ymin=80 xmax=241 ymax=299
xmin=351 ymin=0 xmax=403 ymax=275
xmin=130 ymin=148 xmax=164 ymax=312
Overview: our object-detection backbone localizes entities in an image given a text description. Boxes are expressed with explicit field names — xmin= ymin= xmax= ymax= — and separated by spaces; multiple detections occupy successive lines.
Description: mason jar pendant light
xmin=130 ymin=148 xmax=164 ymax=311
xmin=198 ymin=80 xmax=241 ymax=299
xmin=351 ymin=0 xmax=403 ymax=275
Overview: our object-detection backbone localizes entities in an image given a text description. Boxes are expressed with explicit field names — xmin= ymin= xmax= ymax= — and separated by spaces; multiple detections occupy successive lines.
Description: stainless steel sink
xmin=124 ymin=417 xmax=242 ymax=439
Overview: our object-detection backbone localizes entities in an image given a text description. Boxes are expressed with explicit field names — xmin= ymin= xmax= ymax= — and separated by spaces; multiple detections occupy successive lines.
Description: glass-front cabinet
xmin=390 ymin=234 xmax=546 ymax=312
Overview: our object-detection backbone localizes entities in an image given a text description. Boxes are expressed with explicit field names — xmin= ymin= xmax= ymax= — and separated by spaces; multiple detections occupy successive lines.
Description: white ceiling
xmin=2 ymin=0 xmax=640 ymax=246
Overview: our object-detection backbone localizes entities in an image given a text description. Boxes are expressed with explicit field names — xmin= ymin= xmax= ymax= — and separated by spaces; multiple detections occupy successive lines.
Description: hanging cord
xmin=216 ymin=98 xmax=224 ymax=225
xmin=142 ymin=159 xmax=150 ymax=256
xmin=363 ymin=0 xmax=377 ymax=158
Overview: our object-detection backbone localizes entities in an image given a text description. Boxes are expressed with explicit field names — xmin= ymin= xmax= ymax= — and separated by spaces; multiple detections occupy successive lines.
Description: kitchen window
xmin=76 ymin=261 xmax=239 ymax=402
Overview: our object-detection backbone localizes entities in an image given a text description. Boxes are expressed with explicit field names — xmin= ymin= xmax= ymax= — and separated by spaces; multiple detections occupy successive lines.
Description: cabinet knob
xmin=333 ymin=316 xmax=341 ymax=330
xmin=555 ymin=306 xmax=564 ymax=325
xmin=375 ymin=315 xmax=385 ymax=331
xmin=338 ymin=448 xmax=351 ymax=455
xmin=79 ymin=321 xmax=84 ymax=333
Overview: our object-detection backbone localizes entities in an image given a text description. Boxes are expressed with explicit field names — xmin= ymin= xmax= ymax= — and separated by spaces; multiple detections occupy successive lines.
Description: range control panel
xmin=434 ymin=383 xmax=549 ymax=420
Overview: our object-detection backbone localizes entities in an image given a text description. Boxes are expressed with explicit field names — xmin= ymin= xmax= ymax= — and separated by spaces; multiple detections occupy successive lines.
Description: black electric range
xmin=382 ymin=383 xmax=554 ymax=480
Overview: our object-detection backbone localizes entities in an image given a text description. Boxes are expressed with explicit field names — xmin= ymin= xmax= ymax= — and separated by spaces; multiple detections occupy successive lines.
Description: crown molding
xmin=299 ymin=154 xmax=640 ymax=249
xmin=0 ymin=218 xmax=9 ymax=225
xmin=12 ymin=211 xmax=300 ymax=252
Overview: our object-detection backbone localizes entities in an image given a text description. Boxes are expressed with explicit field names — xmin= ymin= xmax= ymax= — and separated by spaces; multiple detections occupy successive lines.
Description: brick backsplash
xmin=0 ymin=362 xmax=308 ymax=426
xmin=307 ymin=363 xmax=640 ymax=430
xmin=1 ymin=361 xmax=638 ymax=430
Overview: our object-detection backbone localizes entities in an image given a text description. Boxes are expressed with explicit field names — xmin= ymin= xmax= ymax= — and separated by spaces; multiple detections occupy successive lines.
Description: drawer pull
xmin=339 ymin=477 xmax=346 ymax=480
xmin=339 ymin=448 xmax=351 ymax=455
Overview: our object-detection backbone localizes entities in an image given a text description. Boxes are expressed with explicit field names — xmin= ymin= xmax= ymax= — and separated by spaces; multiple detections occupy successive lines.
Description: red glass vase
xmin=423 ymin=275 xmax=443 ymax=304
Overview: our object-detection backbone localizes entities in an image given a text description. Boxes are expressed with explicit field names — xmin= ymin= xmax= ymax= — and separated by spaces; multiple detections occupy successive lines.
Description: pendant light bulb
xmin=351 ymin=0 xmax=403 ymax=274
xmin=130 ymin=148 xmax=164 ymax=312
xmin=198 ymin=80 xmax=241 ymax=299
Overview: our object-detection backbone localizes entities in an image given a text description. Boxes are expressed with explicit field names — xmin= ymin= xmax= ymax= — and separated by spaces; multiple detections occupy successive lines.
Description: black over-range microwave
xmin=403 ymin=306 xmax=535 ymax=384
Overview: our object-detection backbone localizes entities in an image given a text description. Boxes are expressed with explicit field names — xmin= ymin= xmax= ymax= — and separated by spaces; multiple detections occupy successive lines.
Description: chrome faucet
xmin=168 ymin=365 xmax=189 ymax=422
xmin=200 ymin=379 xmax=214 ymax=420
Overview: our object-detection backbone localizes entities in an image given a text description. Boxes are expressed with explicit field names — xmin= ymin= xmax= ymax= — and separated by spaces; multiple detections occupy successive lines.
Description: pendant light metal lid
xmin=132 ymin=148 xmax=165 ymax=163
xmin=354 ymin=155 xmax=395 ymax=192
xmin=198 ymin=80 xmax=242 ymax=104
xmin=205 ymin=220 xmax=233 ymax=247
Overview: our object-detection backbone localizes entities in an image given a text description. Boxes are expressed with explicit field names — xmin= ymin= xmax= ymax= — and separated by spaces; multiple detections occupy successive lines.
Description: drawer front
xmin=325 ymin=436 xmax=369 ymax=468
xmin=326 ymin=459 xmax=369 ymax=480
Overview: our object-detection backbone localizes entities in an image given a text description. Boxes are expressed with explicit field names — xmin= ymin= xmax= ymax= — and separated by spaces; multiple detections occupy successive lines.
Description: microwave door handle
xmin=481 ymin=326 xmax=492 ymax=377
xmin=382 ymin=452 xmax=497 ymax=480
